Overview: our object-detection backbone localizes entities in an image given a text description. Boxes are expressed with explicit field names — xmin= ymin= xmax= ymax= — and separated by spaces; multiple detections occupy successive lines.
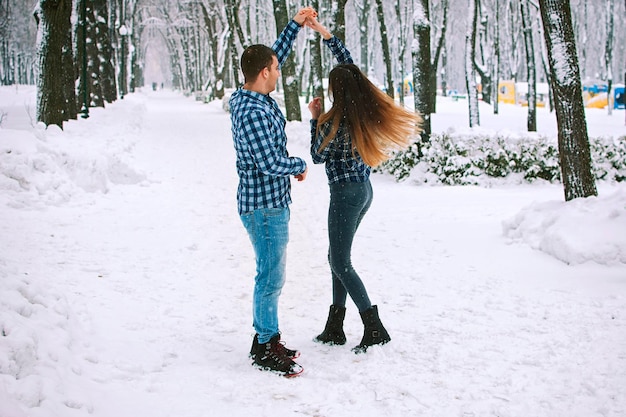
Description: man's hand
xmin=294 ymin=166 xmax=308 ymax=182
xmin=293 ymin=7 xmax=317 ymax=26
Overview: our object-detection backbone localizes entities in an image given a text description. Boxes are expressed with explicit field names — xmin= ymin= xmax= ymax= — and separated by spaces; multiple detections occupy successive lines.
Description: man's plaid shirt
xmin=310 ymin=36 xmax=371 ymax=184
xmin=229 ymin=20 xmax=307 ymax=215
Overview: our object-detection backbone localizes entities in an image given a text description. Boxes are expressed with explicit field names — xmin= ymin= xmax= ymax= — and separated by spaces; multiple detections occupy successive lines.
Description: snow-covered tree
xmin=200 ymin=0 xmax=227 ymax=99
xmin=538 ymin=0 xmax=597 ymax=201
xmin=1 ymin=0 xmax=37 ymax=86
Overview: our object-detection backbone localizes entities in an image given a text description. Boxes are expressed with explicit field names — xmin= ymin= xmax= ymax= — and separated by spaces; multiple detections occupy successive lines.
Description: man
xmin=229 ymin=7 xmax=315 ymax=377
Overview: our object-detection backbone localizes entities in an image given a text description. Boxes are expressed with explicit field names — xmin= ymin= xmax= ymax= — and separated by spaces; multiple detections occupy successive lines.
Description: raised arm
xmin=305 ymin=17 xmax=353 ymax=65
xmin=272 ymin=7 xmax=318 ymax=66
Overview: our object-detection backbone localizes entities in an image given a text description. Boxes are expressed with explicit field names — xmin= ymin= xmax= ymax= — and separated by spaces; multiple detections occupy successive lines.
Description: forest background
xmin=1 ymin=0 xmax=625 ymax=203
xmin=1 ymin=0 xmax=624 ymax=123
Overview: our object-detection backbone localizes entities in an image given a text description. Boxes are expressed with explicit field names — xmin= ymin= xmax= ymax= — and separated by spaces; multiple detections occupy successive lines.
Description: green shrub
xmin=379 ymin=132 xmax=625 ymax=184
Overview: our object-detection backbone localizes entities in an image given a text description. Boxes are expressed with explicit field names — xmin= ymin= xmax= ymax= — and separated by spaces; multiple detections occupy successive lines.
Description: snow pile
xmin=0 ymin=268 xmax=95 ymax=417
xmin=503 ymin=188 xmax=626 ymax=265
xmin=0 ymin=105 xmax=146 ymax=209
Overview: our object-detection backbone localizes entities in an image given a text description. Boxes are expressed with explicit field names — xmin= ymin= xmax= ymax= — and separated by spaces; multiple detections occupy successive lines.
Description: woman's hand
xmin=305 ymin=16 xmax=332 ymax=40
xmin=308 ymin=97 xmax=323 ymax=119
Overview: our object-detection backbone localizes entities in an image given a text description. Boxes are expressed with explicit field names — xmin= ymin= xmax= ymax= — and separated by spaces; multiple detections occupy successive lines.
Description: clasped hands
xmin=294 ymin=7 xmax=333 ymax=40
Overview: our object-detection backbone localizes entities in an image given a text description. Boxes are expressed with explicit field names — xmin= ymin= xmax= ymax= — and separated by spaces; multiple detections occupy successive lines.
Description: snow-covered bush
xmin=379 ymin=132 xmax=626 ymax=184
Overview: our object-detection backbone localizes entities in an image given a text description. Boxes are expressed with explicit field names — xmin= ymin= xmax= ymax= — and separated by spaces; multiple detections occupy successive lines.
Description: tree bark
xmin=413 ymin=0 xmax=432 ymax=139
xmin=200 ymin=1 xmax=225 ymax=99
xmin=493 ymin=0 xmax=500 ymax=114
xmin=474 ymin=0 xmax=492 ymax=105
xmin=310 ymin=0 xmax=324 ymax=111
xmin=76 ymin=0 xmax=104 ymax=108
xmin=465 ymin=0 xmax=480 ymax=127
xmin=604 ymin=0 xmax=614 ymax=115
xmin=330 ymin=0 xmax=349 ymax=43
xmin=225 ymin=0 xmax=241 ymax=89
xmin=429 ymin=0 xmax=448 ymax=113
xmin=539 ymin=0 xmax=597 ymax=201
xmin=272 ymin=0 xmax=301 ymax=121
xmin=520 ymin=0 xmax=536 ymax=131
xmin=34 ymin=0 xmax=76 ymax=127
xmin=374 ymin=0 xmax=394 ymax=98
xmin=94 ymin=0 xmax=116 ymax=103
xmin=355 ymin=0 xmax=370 ymax=73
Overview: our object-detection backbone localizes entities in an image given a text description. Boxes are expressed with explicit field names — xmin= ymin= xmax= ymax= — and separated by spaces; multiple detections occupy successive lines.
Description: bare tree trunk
xmin=128 ymin=2 xmax=141 ymax=93
xmin=520 ymin=0 xmax=536 ymax=131
xmin=413 ymin=0 xmax=432 ymax=139
xmin=272 ymin=0 xmax=301 ymax=121
xmin=225 ymin=0 xmax=241 ymax=88
xmin=539 ymin=0 xmax=597 ymax=201
xmin=429 ymin=0 xmax=448 ymax=113
xmin=604 ymin=0 xmax=614 ymax=115
xmin=503 ymin=0 xmax=521 ymax=81
xmin=77 ymin=0 xmax=105 ymax=108
xmin=493 ymin=0 xmax=500 ymax=114
xmin=474 ymin=0 xmax=492 ymax=105
xmin=200 ymin=1 xmax=224 ymax=99
xmin=34 ymin=0 xmax=76 ymax=127
xmin=355 ymin=0 xmax=370 ymax=73
xmin=1 ymin=2 xmax=13 ymax=85
xmin=330 ymin=0 xmax=349 ymax=43
xmin=465 ymin=0 xmax=480 ymax=127
xmin=374 ymin=0 xmax=394 ymax=98
xmin=440 ymin=44 xmax=447 ymax=97
xmin=94 ymin=0 xmax=116 ymax=103
xmin=310 ymin=0 xmax=324 ymax=111
xmin=394 ymin=0 xmax=409 ymax=106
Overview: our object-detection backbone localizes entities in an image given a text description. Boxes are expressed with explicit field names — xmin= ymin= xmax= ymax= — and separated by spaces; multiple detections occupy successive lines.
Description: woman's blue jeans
xmin=327 ymin=180 xmax=373 ymax=312
xmin=240 ymin=207 xmax=289 ymax=344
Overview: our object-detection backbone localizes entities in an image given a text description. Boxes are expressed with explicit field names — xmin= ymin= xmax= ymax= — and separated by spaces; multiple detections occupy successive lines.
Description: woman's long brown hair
xmin=316 ymin=64 xmax=422 ymax=167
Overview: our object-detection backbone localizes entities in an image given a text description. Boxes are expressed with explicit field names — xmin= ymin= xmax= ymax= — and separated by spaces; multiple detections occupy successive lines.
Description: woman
xmin=306 ymin=17 xmax=422 ymax=353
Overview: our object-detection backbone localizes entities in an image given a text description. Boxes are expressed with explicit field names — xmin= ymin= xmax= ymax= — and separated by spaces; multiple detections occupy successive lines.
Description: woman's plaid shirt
xmin=229 ymin=20 xmax=307 ymax=215
xmin=310 ymin=36 xmax=371 ymax=184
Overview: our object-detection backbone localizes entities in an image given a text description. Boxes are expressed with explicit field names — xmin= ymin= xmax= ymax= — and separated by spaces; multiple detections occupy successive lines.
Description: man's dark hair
xmin=241 ymin=44 xmax=277 ymax=83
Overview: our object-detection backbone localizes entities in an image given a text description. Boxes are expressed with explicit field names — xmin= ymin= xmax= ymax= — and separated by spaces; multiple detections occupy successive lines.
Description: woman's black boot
xmin=353 ymin=305 xmax=391 ymax=353
xmin=314 ymin=305 xmax=347 ymax=345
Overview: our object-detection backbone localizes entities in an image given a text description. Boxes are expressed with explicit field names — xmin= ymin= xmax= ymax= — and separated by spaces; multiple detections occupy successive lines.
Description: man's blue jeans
xmin=240 ymin=207 xmax=290 ymax=344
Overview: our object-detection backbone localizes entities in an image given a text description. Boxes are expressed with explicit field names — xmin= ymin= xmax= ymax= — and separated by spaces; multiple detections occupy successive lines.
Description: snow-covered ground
xmin=1 ymin=85 xmax=625 ymax=417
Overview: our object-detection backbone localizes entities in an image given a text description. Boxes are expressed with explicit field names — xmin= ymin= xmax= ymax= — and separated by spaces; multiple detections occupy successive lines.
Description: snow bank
xmin=0 ymin=104 xmax=146 ymax=209
xmin=503 ymin=188 xmax=626 ymax=265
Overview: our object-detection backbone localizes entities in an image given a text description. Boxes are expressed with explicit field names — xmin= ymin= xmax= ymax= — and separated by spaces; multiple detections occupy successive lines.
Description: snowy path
xmin=1 ymin=90 xmax=625 ymax=417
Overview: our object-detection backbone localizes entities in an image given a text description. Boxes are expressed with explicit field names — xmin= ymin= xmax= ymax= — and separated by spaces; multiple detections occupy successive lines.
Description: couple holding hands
xmin=229 ymin=7 xmax=421 ymax=377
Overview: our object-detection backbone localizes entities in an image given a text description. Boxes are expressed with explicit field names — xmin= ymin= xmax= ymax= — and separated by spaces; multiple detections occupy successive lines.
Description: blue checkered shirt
xmin=310 ymin=37 xmax=371 ymax=184
xmin=230 ymin=20 xmax=307 ymax=215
